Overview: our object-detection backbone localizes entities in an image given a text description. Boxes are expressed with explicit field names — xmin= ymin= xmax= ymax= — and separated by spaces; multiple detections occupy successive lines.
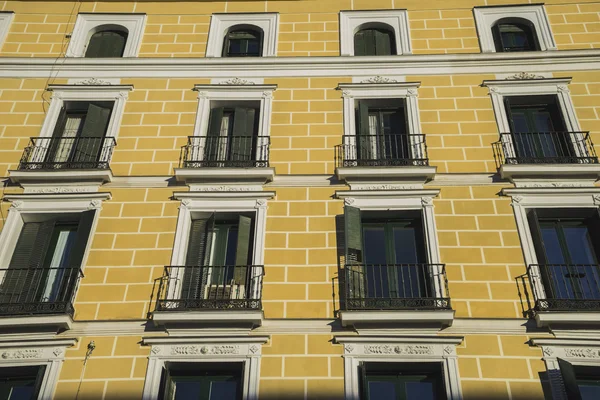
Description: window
xmin=0 ymin=12 xmax=14 ymax=51
xmin=0 ymin=211 xmax=94 ymax=315
xmin=160 ymin=362 xmax=243 ymax=400
xmin=206 ymin=14 xmax=278 ymax=57
xmin=362 ymin=362 xmax=446 ymax=400
xmin=66 ymin=13 xmax=146 ymax=58
xmin=222 ymin=27 xmax=263 ymax=57
xmin=492 ymin=18 xmax=539 ymax=52
xmin=473 ymin=5 xmax=556 ymax=53
xmin=527 ymin=208 xmax=600 ymax=304
xmin=339 ymin=10 xmax=411 ymax=56
xmin=354 ymin=25 xmax=396 ymax=56
xmin=559 ymin=359 xmax=600 ymax=400
xmin=0 ymin=366 xmax=46 ymax=400
xmin=84 ymin=29 xmax=128 ymax=58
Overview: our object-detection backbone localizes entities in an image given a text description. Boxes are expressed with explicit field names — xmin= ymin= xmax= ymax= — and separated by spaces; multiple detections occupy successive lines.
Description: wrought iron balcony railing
xmin=492 ymin=131 xmax=598 ymax=167
xmin=335 ymin=134 xmax=429 ymax=168
xmin=18 ymin=137 xmax=116 ymax=170
xmin=342 ymin=263 xmax=451 ymax=311
xmin=180 ymin=136 xmax=270 ymax=168
xmin=0 ymin=267 xmax=83 ymax=317
xmin=155 ymin=265 xmax=265 ymax=312
xmin=528 ymin=264 xmax=600 ymax=311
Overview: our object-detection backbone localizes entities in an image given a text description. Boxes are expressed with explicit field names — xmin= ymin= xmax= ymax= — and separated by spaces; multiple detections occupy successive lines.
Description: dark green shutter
xmin=46 ymin=107 xmax=70 ymax=164
xmin=391 ymin=104 xmax=409 ymax=160
xmin=206 ymin=107 xmax=224 ymax=161
xmin=26 ymin=220 xmax=56 ymax=302
xmin=374 ymin=29 xmax=392 ymax=56
xmin=232 ymin=108 xmax=255 ymax=161
xmin=85 ymin=31 xmax=127 ymax=58
xmin=77 ymin=103 xmax=112 ymax=165
xmin=233 ymin=215 xmax=253 ymax=284
xmin=345 ymin=205 xmax=363 ymax=264
xmin=354 ymin=31 xmax=367 ymax=56
xmin=504 ymin=97 xmax=516 ymax=133
xmin=357 ymin=101 xmax=372 ymax=160
xmin=527 ymin=209 xmax=548 ymax=265
xmin=182 ymin=215 xmax=214 ymax=300
xmin=558 ymin=358 xmax=582 ymax=400
xmin=492 ymin=23 xmax=504 ymax=52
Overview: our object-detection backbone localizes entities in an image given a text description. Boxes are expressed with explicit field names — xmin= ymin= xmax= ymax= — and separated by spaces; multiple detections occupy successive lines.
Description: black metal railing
xmin=342 ymin=263 xmax=451 ymax=310
xmin=180 ymin=136 xmax=270 ymax=168
xmin=492 ymin=132 xmax=598 ymax=167
xmin=18 ymin=137 xmax=116 ymax=170
xmin=155 ymin=265 xmax=265 ymax=311
xmin=528 ymin=264 xmax=600 ymax=311
xmin=0 ymin=267 xmax=83 ymax=317
xmin=335 ymin=134 xmax=429 ymax=168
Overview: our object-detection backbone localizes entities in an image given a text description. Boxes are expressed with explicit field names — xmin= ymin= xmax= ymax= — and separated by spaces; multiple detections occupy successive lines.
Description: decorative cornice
xmin=220 ymin=77 xmax=255 ymax=85
xmin=74 ymin=77 xmax=111 ymax=85
xmin=361 ymin=76 xmax=398 ymax=84
xmin=505 ymin=72 xmax=545 ymax=80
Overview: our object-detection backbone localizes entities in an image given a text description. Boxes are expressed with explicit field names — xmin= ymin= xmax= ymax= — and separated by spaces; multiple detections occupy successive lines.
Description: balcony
xmin=153 ymin=265 xmax=265 ymax=327
xmin=528 ymin=264 xmax=600 ymax=327
xmin=9 ymin=137 xmax=116 ymax=187
xmin=334 ymin=134 xmax=436 ymax=187
xmin=492 ymin=132 xmax=600 ymax=183
xmin=174 ymin=136 xmax=275 ymax=186
xmin=0 ymin=267 xmax=82 ymax=330
xmin=339 ymin=263 xmax=454 ymax=328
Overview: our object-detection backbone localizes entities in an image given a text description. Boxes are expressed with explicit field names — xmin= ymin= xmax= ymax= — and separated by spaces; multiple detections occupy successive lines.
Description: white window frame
xmin=206 ymin=13 xmax=279 ymax=57
xmin=483 ymin=78 xmax=583 ymax=161
xmin=0 ymin=12 xmax=14 ymax=50
xmin=142 ymin=336 xmax=268 ymax=400
xmin=533 ymin=338 xmax=600 ymax=400
xmin=338 ymin=82 xmax=423 ymax=164
xmin=40 ymin=83 xmax=133 ymax=140
xmin=0 ymin=338 xmax=76 ymax=400
xmin=336 ymin=336 xmax=462 ymax=400
xmin=504 ymin=188 xmax=600 ymax=324
xmin=339 ymin=10 xmax=411 ymax=56
xmin=167 ymin=192 xmax=273 ymax=304
xmin=473 ymin=5 xmax=557 ymax=53
xmin=66 ymin=13 xmax=146 ymax=58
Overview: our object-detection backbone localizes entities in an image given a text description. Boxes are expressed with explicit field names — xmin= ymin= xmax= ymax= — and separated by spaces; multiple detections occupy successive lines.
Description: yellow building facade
xmin=0 ymin=0 xmax=599 ymax=399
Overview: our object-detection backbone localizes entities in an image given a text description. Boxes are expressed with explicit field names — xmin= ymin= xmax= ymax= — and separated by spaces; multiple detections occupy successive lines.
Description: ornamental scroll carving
xmin=361 ymin=76 xmax=398 ymax=84
xmin=354 ymin=184 xmax=421 ymax=190
xmin=220 ymin=78 xmax=255 ymax=85
xmin=363 ymin=344 xmax=434 ymax=355
xmin=191 ymin=186 xmax=255 ymax=192
xmin=506 ymin=72 xmax=544 ymax=80
xmin=1 ymin=349 xmax=43 ymax=359
xmin=564 ymin=348 xmax=600 ymax=359
xmin=170 ymin=345 xmax=240 ymax=356
xmin=74 ymin=78 xmax=111 ymax=85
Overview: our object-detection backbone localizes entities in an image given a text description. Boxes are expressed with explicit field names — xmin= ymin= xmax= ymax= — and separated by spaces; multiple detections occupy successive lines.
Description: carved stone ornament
xmin=255 ymin=199 xmax=267 ymax=208
xmin=170 ymin=345 xmax=240 ymax=356
xmin=506 ymin=72 xmax=545 ymax=80
xmin=1 ymin=349 xmax=43 ymax=359
xmin=512 ymin=196 xmax=523 ymax=203
xmin=443 ymin=345 xmax=454 ymax=355
xmin=196 ymin=91 xmax=208 ymax=98
xmin=344 ymin=197 xmax=355 ymax=206
xmin=564 ymin=347 xmax=600 ymax=359
xmin=191 ymin=186 xmax=254 ymax=192
xmin=344 ymin=344 xmax=354 ymax=353
xmin=361 ymin=76 xmax=398 ymax=84
xmin=262 ymin=91 xmax=273 ymax=98
xmin=181 ymin=199 xmax=192 ymax=207
xmin=74 ymin=77 xmax=111 ymax=85
xmin=10 ymin=201 xmax=23 ymax=209
xmin=354 ymin=184 xmax=422 ymax=191
xmin=341 ymin=90 xmax=352 ymax=97
xmin=593 ymin=194 xmax=600 ymax=205
xmin=518 ymin=182 xmax=590 ymax=188
xmin=542 ymin=347 xmax=554 ymax=357
xmin=88 ymin=199 xmax=102 ymax=209
xmin=53 ymin=348 xmax=63 ymax=357
xmin=407 ymin=88 xmax=418 ymax=97
xmin=27 ymin=186 xmax=95 ymax=194
xmin=249 ymin=345 xmax=260 ymax=354
xmin=363 ymin=344 xmax=434 ymax=355
xmin=151 ymin=347 xmax=161 ymax=355
xmin=557 ymin=85 xmax=570 ymax=93
xmin=421 ymin=197 xmax=433 ymax=206
xmin=220 ymin=78 xmax=255 ymax=85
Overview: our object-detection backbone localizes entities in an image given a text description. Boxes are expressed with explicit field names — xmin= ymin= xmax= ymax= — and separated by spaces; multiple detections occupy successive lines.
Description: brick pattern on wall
xmin=410 ymin=9 xmax=479 ymax=54
xmin=547 ymin=3 xmax=600 ymax=49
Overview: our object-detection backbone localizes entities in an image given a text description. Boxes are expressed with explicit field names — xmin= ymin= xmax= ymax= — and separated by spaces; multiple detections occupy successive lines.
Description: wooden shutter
xmin=354 ymin=31 xmax=367 ymax=56
xmin=374 ymin=29 xmax=392 ymax=56
xmin=491 ymin=23 xmax=504 ymax=52
xmin=206 ymin=107 xmax=225 ymax=161
xmin=26 ymin=220 xmax=56 ymax=303
xmin=345 ymin=205 xmax=363 ymax=264
xmin=181 ymin=215 xmax=214 ymax=300
xmin=503 ymin=97 xmax=517 ymax=133
xmin=527 ymin=209 xmax=548 ymax=265
xmin=233 ymin=215 xmax=253 ymax=284
xmin=85 ymin=31 xmax=127 ymax=58
xmin=558 ymin=358 xmax=582 ymax=400
xmin=77 ymin=103 xmax=112 ymax=165
xmin=232 ymin=108 xmax=256 ymax=160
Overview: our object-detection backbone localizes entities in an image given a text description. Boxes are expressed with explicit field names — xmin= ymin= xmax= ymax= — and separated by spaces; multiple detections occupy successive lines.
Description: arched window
xmin=354 ymin=26 xmax=396 ymax=56
xmin=222 ymin=27 xmax=263 ymax=57
xmin=492 ymin=18 xmax=539 ymax=52
xmin=84 ymin=29 xmax=128 ymax=58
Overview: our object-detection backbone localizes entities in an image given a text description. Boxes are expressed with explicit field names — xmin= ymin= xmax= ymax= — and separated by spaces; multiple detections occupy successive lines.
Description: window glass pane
xmin=224 ymin=228 xmax=238 ymax=267
xmin=541 ymin=226 xmax=566 ymax=264
xmin=563 ymin=226 xmax=596 ymax=264
xmin=579 ymin=384 xmax=600 ymax=400
xmin=363 ymin=227 xmax=386 ymax=264
xmin=8 ymin=384 xmax=35 ymax=400
xmin=43 ymin=227 xmax=77 ymax=302
xmin=367 ymin=381 xmax=396 ymax=400
xmin=393 ymin=227 xmax=419 ymax=264
xmin=173 ymin=381 xmax=202 ymax=400
xmin=209 ymin=381 xmax=237 ymax=400
xmin=405 ymin=381 xmax=435 ymax=400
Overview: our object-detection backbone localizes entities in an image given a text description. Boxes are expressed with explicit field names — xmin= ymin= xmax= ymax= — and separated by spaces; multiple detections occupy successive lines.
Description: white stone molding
xmin=0 ymin=12 xmax=14 ymax=50
xmin=206 ymin=13 xmax=279 ymax=57
xmin=0 ymin=193 xmax=110 ymax=276
xmin=336 ymin=336 xmax=462 ymax=400
xmin=503 ymin=188 xmax=600 ymax=327
xmin=42 ymin=84 xmax=133 ymax=140
xmin=339 ymin=10 xmax=411 ymax=56
xmin=66 ymin=13 xmax=147 ymax=57
xmin=142 ymin=336 xmax=268 ymax=400
xmin=0 ymin=338 xmax=76 ymax=400
xmin=191 ymin=83 xmax=276 ymax=144
xmin=532 ymin=338 xmax=600 ymax=400
xmin=473 ymin=5 xmax=557 ymax=53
